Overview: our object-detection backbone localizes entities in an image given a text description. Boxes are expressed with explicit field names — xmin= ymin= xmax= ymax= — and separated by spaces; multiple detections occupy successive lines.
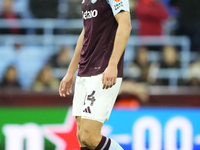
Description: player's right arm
xmin=59 ymin=28 xmax=85 ymax=97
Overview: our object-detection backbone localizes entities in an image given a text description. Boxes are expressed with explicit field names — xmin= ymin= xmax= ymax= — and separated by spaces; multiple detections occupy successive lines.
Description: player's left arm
xmin=102 ymin=10 xmax=132 ymax=89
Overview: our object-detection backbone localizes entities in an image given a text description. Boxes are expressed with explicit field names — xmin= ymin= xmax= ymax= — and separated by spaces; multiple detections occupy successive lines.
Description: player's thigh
xmin=76 ymin=116 xmax=81 ymax=130
xmin=80 ymin=118 xmax=103 ymax=136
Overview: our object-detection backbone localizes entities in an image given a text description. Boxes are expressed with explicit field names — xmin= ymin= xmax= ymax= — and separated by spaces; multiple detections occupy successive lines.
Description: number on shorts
xmin=87 ymin=91 xmax=96 ymax=106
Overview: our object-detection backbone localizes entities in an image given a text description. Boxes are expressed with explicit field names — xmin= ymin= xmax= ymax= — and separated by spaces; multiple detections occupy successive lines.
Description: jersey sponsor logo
xmin=82 ymin=10 xmax=98 ymax=20
xmin=115 ymin=0 xmax=120 ymax=2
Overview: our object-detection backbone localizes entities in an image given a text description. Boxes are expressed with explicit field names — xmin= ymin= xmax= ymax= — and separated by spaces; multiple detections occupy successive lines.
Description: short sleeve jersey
xmin=78 ymin=0 xmax=130 ymax=77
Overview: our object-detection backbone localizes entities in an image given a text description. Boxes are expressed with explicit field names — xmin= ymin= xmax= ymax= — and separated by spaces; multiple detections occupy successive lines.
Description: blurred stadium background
xmin=0 ymin=0 xmax=200 ymax=149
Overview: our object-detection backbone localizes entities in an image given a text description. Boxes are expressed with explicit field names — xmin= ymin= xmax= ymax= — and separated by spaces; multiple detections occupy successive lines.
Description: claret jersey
xmin=78 ymin=0 xmax=130 ymax=77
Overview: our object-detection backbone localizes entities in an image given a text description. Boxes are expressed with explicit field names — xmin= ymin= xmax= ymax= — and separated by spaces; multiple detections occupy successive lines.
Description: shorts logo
xmin=83 ymin=106 xmax=92 ymax=113
xmin=82 ymin=10 xmax=98 ymax=20
xmin=115 ymin=0 xmax=120 ymax=2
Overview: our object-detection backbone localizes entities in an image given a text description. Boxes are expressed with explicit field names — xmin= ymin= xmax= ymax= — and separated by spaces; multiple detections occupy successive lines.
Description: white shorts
xmin=72 ymin=73 xmax=122 ymax=123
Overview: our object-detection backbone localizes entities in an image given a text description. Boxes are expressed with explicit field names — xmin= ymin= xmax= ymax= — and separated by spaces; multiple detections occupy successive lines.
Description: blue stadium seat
xmin=0 ymin=46 xmax=15 ymax=81
xmin=124 ymin=45 xmax=135 ymax=66
xmin=15 ymin=45 xmax=49 ymax=88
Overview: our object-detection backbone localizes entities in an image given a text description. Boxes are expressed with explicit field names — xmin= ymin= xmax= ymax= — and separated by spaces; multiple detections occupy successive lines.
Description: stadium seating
xmin=15 ymin=45 xmax=51 ymax=88
xmin=0 ymin=19 xmax=193 ymax=87
xmin=0 ymin=46 xmax=16 ymax=80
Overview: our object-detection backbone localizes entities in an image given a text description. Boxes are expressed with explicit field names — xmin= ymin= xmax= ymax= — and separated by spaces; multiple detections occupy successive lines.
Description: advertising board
xmin=0 ymin=107 xmax=200 ymax=150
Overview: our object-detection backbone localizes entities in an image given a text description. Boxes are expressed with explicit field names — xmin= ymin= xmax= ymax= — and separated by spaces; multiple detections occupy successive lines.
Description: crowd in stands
xmin=0 ymin=0 xmax=24 ymax=34
xmin=0 ymin=0 xmax=200 ymax=106
xmin=0 ymin=65 xmax=21 ymax=89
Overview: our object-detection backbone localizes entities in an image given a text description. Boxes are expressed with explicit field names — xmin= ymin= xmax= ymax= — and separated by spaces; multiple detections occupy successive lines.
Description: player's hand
xmin=59 ymin=73 xmax=75 ymax=97
xmin=102 ymin=65 xmax=118 ymax=89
